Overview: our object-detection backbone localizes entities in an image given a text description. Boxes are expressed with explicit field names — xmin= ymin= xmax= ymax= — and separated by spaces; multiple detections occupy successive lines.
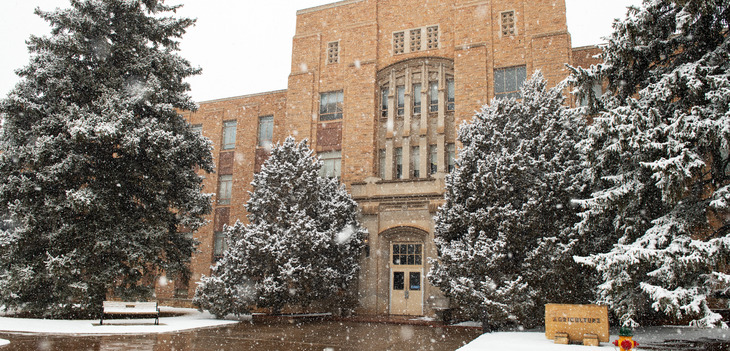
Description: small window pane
xmin=397 ymin=86 xmax=405 ymax=116
xmin=393 ymin=272 xmax=405 ymax=290
xmin=447 ymin=79 xmax=455 ymax=111
xmin=429 ymin=82 xmax=438 ymax=112
xmin=516 ymin=66 xmax=527 ymax=90
xmin=413 ymin=83 xmax=422 ymax=115
xmin=580 ymin=82 xmax=603 ymax=107
xmin=381 ymin=87 xmax=389 ymax=117
xmin=258 ymin=116 xmax=273 ymax=147
xmin=395 ymin=147 xmax=403 ymax=179
xmin=217 ymin=175 xmax=232 ymax=205
xmin=447 ymin=143 xmax=456 ymax=173
xmin=214 ymin=231 xmax=227 ymax=259
xmin=495 ymin=66 xmax=526 ymax=99
xmin=222 ymin=120 xmax=237 ymax=150
xmin=429 ymin=145 xmax=438 ymax=175
xmin=379 ymin=149 xmax=386 ymax=179
xmin=409 ymin=272 xmax=421 ymax=291
xmin=411 ymin=146 xmax=420 ymax=178
xmin=319 ymin=151 xmax=342 ymax=179
xmin=320 ymin=91 xmax=343 ymax=121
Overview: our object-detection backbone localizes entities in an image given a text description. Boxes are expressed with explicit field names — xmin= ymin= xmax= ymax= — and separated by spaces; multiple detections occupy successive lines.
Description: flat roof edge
xmin=572 ymin=44 xmax=603 ymax=51
xmin=197 ymin=89 xmax=288 ymax=104
xmin=297 ymin=0 xmax=365 ymax=15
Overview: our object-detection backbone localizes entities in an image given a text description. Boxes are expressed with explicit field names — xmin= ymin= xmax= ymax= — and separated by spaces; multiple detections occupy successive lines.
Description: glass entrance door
xmin=390 ymin=243 xmax=424 ymax=315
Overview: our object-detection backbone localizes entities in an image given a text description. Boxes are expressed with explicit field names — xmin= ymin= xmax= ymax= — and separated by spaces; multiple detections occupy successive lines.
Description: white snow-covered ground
xmin=458 ymin=332 xmax=607 ymax=351
xmin=458 ymin=326 xmax=730 ymax=350
xmin=0 ymin=307 xmax=240 ymax=335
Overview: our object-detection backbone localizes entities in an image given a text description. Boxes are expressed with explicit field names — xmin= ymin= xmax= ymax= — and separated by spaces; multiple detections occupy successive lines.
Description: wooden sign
xmin=545 ymin=304 xmax=609 ymax=344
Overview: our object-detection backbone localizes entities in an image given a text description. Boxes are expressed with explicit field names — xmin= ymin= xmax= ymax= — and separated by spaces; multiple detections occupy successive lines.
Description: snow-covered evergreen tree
xmin=194 ymin=137 xmax=364 ymax=317
xmin=428 ymin=72 xmax=592 ymax=331
xmin=570 ymin=0 xmax=730 ymax=327
xmin=0 ymin=0 xmax=212 ymax=318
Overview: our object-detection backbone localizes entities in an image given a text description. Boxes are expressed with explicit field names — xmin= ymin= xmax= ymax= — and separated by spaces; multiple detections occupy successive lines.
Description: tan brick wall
xmin=166 ymin=91 xmax=286 ymax=302
xmin=165 ymin=0 xmax=596 ymax=314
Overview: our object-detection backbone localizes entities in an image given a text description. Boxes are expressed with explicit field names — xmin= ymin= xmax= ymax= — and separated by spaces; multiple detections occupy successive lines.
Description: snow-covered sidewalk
xmin=457 ymin=332 xmax=606 ymax=350
xmin=0 ymin=307 xmax=239 ymax=335
xmin=457 ymin=326 xmax=730 ymax=350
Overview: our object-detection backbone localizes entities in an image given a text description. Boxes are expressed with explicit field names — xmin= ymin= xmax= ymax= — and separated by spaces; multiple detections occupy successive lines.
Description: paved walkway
xmin=0 ymin=319 xmax=482 ymax=351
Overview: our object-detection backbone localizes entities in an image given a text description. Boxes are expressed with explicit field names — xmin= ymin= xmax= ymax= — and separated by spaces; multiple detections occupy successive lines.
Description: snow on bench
xmin=100 ymin=301 xmax=159 ymax=325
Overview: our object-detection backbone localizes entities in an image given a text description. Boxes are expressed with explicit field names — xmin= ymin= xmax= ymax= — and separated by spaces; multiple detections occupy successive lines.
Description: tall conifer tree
xmin=571 ymin=0 xmax=730 ymax=326
xmin=0 ymin=0 xmax=212 ymax=318
xmin=194 ymin=137 xmax=364 ymax=317
xmin=429 ymin=73 xmax=592 ymax=330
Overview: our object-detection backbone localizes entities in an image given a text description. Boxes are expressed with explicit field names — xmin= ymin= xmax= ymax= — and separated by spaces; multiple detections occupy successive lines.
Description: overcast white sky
xmin=0 ymin=0 xmax=641 ymax=102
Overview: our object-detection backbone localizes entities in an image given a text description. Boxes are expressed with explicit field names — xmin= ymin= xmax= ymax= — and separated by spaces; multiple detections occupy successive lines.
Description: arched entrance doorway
xmin=380 ymin=226 xmax=429 ymax=316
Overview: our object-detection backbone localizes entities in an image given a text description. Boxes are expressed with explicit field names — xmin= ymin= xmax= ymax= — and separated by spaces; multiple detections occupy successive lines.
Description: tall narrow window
xmin=501 ymin=11 xmax=516 ymax=36
xmin=426 ymin=26 xmax=439 ymax=49
xmin=429 ymin=81 xmax=439 ymax=112
xmin=393 ymin=31 xmax=405 ymax=55
xmin=412 ymin=83 xmax=422 ymax=115
xmin=327 ymin=41 xmax=339 ymax=64
xmin=447 ymin=79 xmax=455 ymax=111
xmin=410 ymin=29 xmax=422 ymax=52
xmin=395 ymin=147 xmax=403 ymax=179
xmin=381 ymin=87 xmax=389 ymax=118
xmin=396 ymin=86 xmax=405 ymax=116
xmin=217 ymin=175 xmax=232 ymax=205
xmin=379 ymin=149 xmax=386 ymax=179
xmin=494 ymin=66 xmax=527 ymax=100
xmin=429 ymin=145 xmax=438 ymax=175
xmin=319 ymin=151 xmax=342 ymax=179
xmin=222 ymin=120 xmax=237 ymax=150
xmin=258 ymin=115 xmax=273 ymax=147
xmin=411 ymin=146 xmax=420 ymax=178
xmin=320 ymin=91 xmax=343 ymax=121
xmin=447 ymin=144 xmax=456 ymax=173
xmin=214 ymin=231 xmax=226 ymax=261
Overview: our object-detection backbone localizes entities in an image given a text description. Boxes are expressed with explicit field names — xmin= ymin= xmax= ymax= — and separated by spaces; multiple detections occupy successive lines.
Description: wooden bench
xmin=100 ymin=301 xmax=159 ymax=325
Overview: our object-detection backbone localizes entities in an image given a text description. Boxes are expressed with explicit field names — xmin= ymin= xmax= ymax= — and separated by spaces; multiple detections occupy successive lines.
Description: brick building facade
xmin=157 ymin=0 xmax=602 ymax=318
